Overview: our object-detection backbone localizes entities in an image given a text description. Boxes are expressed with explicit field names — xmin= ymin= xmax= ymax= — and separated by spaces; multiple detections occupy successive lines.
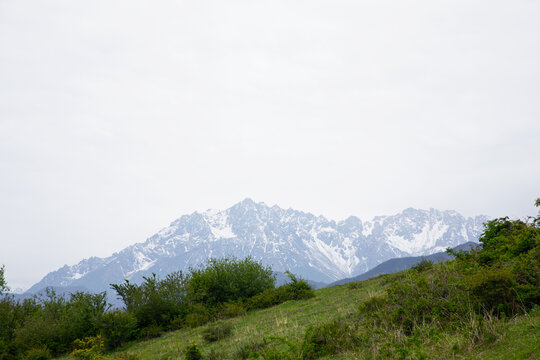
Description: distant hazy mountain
xmin=27 ymin=199 xmax=488 ymax=295
xmin=327 ymin=242 xmax=480 ymax=287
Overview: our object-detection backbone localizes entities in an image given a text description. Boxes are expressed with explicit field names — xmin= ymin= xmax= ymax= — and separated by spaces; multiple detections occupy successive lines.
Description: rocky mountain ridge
xmin=28 ymin=199 xmax=488 ymax=293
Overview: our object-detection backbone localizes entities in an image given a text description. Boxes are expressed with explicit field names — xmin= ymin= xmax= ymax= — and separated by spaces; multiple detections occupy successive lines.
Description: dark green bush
xmin=138 ymin=324 xmax=162 ymax=340
xmin=184 ymin=344 xmax=203 ymax=360
xmin=12 ymin=308 xmax=62 ymax=355
xmin=412 ymin=258 xmax=434 ymax=272
xmin=217 ymin=302 xmax=245 ymax=319
xmin=454 ymin=216 xmax=540 ymax=315
xmin=358 ymin=295 xmax=388 ymax=314
xmin=276 ymin=275 xmax=314 ymax=302
xmin=184 ymin=303 xmax=211 ymax=328
xmin=110 ymin=271 xmax=189 ymax=329
xmin=385 ymin=265 xmax=472 ymax=333
xmin=468 ymin=267 xmax=517 ymax=316
xmin=202 ymin=322 xmax=232 ymax=343
xmin=234 ymin=337 xmax=299 ymax=360
xmin=0 ymin=294 xmax=35 ymax=359
xmin=245 ymin=288 xmax=278 ymax=311
xmin=346 ymin=281 xmax=363 ymax=290
xmin=188 ymin=257 xmax=275 ymax=307
xmin=301 ymin=318 xmax=357 ymax=360
xmin=512 ymin=245 xmax=540 ymax=308
xmin=100 ymin=310 xmax=137 ymax=350
xmin=168 ymin=315 xmax=186 ymax=331
xmin=234 ymin=340 xmax=267 ymax=360
xmin=63 ymin=292 xmax=108 ymax=343
xmin=10 ymin=290 xmax=108 ymax=356
xmin=245 ymin=272 xmax=314 ymax=311
xmin=23 ymin=347 xmax=51 ymax=360
xmin=0 ymin=339 xmax=11 ymax=360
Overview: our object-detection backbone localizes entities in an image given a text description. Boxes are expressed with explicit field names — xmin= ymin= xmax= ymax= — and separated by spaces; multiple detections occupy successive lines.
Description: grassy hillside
xmin=9 ymin=202 xmax=538 ymax=360
xmin=86 ymin=276 xmax=384 ymax=360
xmin=60 ymin=272 xmax=538 ymax=360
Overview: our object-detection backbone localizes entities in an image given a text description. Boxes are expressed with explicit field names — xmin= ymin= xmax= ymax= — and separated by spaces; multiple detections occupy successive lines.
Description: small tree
xmin=0 ymin=265 xmax=9 ymax=294
xmin=535 ymin=198 xmax=540 ymax=225
xmin=110 ymin=271 xmax=189 ymax=329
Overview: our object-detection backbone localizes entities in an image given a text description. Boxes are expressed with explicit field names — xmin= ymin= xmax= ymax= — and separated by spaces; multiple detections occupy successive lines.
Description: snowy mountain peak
xmin=27 ymin=201 xmax=489 ymax=294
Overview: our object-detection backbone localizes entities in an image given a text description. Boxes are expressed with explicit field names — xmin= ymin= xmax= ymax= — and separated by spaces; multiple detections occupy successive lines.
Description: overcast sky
xmin=1 ymin=0 xmax=539 ymax=291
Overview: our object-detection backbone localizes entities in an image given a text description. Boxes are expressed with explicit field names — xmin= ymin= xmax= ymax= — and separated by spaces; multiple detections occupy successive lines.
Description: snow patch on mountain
xmin=71 ymin=272 xmax=87 ymax=280
xmin=387 ymin=222 xmax=449 ymax=254
xmin=204 ymin=209 xmax=236 ymax=239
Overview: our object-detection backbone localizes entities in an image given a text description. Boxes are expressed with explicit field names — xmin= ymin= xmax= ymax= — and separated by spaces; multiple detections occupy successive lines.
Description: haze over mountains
xmin=27 ymin=199 xmax=488 ymax=294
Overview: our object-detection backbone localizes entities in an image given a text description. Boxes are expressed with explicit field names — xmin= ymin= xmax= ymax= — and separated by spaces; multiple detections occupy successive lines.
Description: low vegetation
xmin=0 ymin=257 xmax=314 ymax=360
xmin=0 ymin=199 xmax=538 ymax=359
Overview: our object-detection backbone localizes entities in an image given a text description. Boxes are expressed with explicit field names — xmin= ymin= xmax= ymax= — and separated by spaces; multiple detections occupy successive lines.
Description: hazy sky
xmin=1 ymin=0 xmax=539 ymax=291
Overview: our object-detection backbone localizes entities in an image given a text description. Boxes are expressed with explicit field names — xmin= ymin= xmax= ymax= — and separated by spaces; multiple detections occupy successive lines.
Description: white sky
xmin=1 ymin=0 xmax=539 ymax=291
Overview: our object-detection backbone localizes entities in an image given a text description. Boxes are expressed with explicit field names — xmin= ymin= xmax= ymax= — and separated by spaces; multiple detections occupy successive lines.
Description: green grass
xmin=102 ymin=277 xmax=385 ymax=360
xmin=58 ymin=274 xmax=539 ymax=360
xmin=476 ymin=308 xmax=540 ymax=360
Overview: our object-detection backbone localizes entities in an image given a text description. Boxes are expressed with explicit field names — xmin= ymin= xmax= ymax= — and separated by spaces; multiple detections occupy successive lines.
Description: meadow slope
xmin=60 ymin=272 xmax=538 ymax=360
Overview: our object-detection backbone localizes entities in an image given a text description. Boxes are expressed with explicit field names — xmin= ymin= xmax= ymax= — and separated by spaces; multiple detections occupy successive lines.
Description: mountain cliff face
xmin=28 ymin=199 xmax=488 ymax=293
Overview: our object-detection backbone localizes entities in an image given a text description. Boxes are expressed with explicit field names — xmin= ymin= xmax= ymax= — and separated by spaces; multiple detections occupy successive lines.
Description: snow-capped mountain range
xmin=27 ymin=199 xmax=488 ymax=294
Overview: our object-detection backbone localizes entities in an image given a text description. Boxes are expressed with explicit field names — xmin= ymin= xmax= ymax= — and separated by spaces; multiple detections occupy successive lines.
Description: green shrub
xmin=185 ymin=313 xmax=209 ymax=328
xmin=6 ymin=289 xmax=109 ymax=358
xmin=138 ymin=324 xmax=162 ymax=340
xmin=301 ymin=318 xmax=357 ymax=360
xmin=188 ymin=257 xmax=275 ymax=306
xmin=412 ymin=259 xmax=434 ymax=272
xmin=110 ymin=271 xmax=189 ymax=329
xmin=202 ymin=322 xmax=232 ymax=343
xmin=217 ymin=302 xmax=245 ymax=319
xmin=468 ymin=267 xmax=517 ymax=316
xmin=234 ymin=337 xmax=299 ymax=360
xmin=184 ymin=304 xmax=211 ymax=328
xmin=512 ymin=245 xmax=540 ymax=308
xmin=0 ymin=339 xmax=11 ymax=360
xmin=245 ymin=272 xmax=314 ymax=311
xmin=346 ymin=282 xmax=363 ymax=290
xmin=357 ymin=296 xmax=392 ymax=329
xmin=234 ymin=340 xmax=267 ymax=360
xmin=245 ymin=288 xmax=278 ymax=311
xmin=168 ymin=315 xmax=186 ymax=330
xmin=63 ymin=292 xmax=108 ymax=343
xmin=100 ymin=310 xmax=137 ymax=350
xmin=453 ymin=216 xmax=540 ymax=315
xmin=12 ymin=310 xmax=62 ymax=355
xmin=23 ymin=347 xmax=52 ymax=360
xmin=70 ymin=336 xmax=106 ymax=360
xmin=386 ymin=265 xmax=472 ymax=333
xmin=184 ymin=345 xmax=203 ymax=360
xmin=276 ymin=274 xmax=314 ymax=302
